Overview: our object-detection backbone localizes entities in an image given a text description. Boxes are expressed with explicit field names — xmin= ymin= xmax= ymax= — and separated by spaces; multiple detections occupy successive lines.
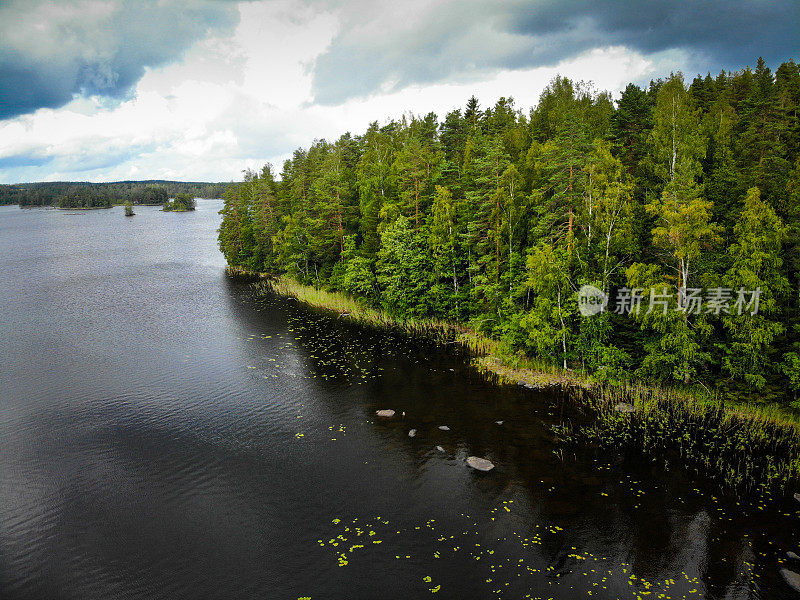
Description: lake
xmin=0 ymin=200 xmax=797 ymax=599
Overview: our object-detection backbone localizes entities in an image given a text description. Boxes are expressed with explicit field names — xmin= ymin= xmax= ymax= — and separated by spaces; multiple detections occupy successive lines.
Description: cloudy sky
xmin=0 ymin=0 xmax=797 ymax=184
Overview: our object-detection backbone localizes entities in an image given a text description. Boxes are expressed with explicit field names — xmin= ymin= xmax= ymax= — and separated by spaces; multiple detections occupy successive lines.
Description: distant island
xmin=0 ymin=180 xmax=229 ymax=208
xmin=162 ymin=193 xmax=196 ymax=212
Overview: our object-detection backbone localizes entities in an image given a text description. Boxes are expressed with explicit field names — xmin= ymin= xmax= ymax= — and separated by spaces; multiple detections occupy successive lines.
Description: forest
xmin=218 ymin=57 xmax=800 ymax=404
xmin=0 ymin=180 xmax=229 ymax=207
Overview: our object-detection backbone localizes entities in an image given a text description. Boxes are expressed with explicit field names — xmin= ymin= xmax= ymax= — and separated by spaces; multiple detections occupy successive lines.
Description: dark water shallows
xmin=0 ymin=202 xmax=797 ymax=599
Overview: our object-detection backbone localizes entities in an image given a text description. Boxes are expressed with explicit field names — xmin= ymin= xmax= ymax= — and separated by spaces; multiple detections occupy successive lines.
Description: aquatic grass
xmin=258 ymin=275 xmax=501 ymax=357
xmin=225 ymin=265 xmax=272 ymax=281
xmin=564 ymin=383 xmax=800 ymax=494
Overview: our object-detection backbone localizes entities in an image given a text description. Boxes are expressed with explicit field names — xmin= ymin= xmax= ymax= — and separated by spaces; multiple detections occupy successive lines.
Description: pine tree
xmin=721 ymin=187 xmax=789 ymax=388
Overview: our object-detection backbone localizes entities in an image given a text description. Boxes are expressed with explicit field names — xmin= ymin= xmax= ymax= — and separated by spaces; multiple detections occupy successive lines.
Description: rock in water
xmin=788 ymin=551 xmax=800 ymax=560
xmin=436 ymin=446 xmax=445 ymax=452
xmin=467 ymin=456 xmax=495 ymax=472
xmin=375 ymin=409 xmax=395 ymax=418
xmin=613 ymin=403 xmax=635 ymax=413
xmin=408 ymin=429 xmax=417 ymax=438
xmin=495 ymin=420 xmax=504 ymax=425
xmin=794 ymin=492 xmax=800 ymax=504
xmin=438 ymin=425 xmax=450 ymax=431
xmin=781 ymin=569 xmax=800 ymax=593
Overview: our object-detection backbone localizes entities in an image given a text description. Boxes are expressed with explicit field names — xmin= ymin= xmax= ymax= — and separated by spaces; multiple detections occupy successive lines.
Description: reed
xmin=260 ymin=276 xmax=496 ymax=355
xmin=562 ymin=382 xmax=800 ymax=494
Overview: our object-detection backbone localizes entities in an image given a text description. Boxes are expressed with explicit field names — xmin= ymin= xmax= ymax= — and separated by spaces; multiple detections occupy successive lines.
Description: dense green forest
xmin=219 ymin=57 xmax=800 ymax=403
xmin=0 ymin=180 xmax=229 ymax=207
xmin=56 ymin=186 xmax=113 ymax=209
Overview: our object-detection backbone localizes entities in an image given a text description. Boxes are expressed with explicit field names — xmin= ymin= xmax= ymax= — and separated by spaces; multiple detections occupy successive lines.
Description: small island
xmin=162 ymin=193 xmax=196 ymax=212
xmin=124 ymin=201 xmax=135 ymax=216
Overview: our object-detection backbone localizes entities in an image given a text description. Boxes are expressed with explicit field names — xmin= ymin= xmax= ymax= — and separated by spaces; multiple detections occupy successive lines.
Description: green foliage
xmin=720 ymin=187 xmax=788 ymax=388
xmin=163 ymin=192 xmax=197 ymax=212
xmin=56 ymin=186 xmax=111 ymax=209
xmin=218 ymin=57 xmax=800 ymax=403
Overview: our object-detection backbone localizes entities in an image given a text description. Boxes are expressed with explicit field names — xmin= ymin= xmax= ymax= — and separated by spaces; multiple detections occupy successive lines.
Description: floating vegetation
xmin=313 ymin=505 xmax=729 ymax=599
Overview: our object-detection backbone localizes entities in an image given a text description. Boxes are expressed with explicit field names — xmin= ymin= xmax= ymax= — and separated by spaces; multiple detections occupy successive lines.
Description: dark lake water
xmin=1 ymin=201 xmax=798 ymax=600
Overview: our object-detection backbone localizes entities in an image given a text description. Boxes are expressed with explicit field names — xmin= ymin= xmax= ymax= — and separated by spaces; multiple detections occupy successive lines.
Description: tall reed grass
xmin=564 ymin=383 xmax=800 ymax=494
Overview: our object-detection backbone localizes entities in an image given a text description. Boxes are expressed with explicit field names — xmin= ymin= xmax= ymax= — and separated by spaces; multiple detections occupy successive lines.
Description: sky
xmin=0 ymin=0 xmax=797 ymax=184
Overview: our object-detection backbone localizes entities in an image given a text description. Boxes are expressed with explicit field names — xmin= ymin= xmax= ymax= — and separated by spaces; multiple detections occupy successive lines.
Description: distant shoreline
xmin=55 ymin=205 xmax=113 ymax=210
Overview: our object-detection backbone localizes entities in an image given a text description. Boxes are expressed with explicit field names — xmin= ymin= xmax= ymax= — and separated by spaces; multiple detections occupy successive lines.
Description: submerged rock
xmin=438 ymin=425 xmax=450 ymax=431
xmin=495 ymin=420 xmax=504 ymax=425
xmin=375 ymin=409 xmax=395 ymax=418
xmin=436 ymin=445 xmax=445 ymax=452
xmin=466 ymin=456 xmax=495 ymax=472
xmin=613 ymin=403 xmax=635 ymax=413
xmin=788 ymin=551 xmax=800 ymax=560
xmin=781 ymin=569 xmax=800 ymax=593
xmin=408 ymin=429 xmax=417 ymax=438
xmin=794 ymin=492 xmax=800 ymax=504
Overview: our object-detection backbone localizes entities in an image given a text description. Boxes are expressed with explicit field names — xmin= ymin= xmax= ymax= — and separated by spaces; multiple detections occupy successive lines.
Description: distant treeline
xmin=0 ymin=180 xmax=229 ymax=207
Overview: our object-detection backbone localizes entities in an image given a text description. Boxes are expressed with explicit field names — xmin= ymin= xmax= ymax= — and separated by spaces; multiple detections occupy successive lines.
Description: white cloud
xmin=0 ymin=1 xmax=675 ymax=183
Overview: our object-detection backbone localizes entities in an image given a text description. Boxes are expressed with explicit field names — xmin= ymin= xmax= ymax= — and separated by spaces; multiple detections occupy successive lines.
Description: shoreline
xmin=229 ymin=267 xmax=800 ymax=495
xmin=55 ymin=205 xmax=113 ymax=210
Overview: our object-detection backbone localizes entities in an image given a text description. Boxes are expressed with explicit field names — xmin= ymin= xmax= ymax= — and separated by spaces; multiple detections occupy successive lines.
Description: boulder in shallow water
xmin=438 ymin=425 xmax=450 ymax=431
xmin=375 ymin=409 xmax=395 ymax=418
xmin=613 ymin=403 xmax=635 ymax=413
xmin=495 ymin=420 xmax=504 ymax=425
xmin=794 ymin=492 xmax=800 ymax=503
xmin=466 ymin=456 xmax=495 ymax=472
xmin=781 ymin=569 xmax=800 ymax=593
xmin=436 ymin=446 xmax=445 ymax=452
xmin=788 ymin=551 xmax=800 ymax=560
xmin=408 ymin=429 xmax=417 ymax=438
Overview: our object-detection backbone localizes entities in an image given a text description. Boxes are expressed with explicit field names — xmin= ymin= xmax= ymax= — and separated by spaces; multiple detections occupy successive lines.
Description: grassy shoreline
xmin=230 ymin=267 xmax=800 ymax=494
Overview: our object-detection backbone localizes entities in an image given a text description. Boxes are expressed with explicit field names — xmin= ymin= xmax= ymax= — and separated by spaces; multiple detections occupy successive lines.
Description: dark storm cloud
xmin=311 ymin=0 xmax=800 ymax=104
xmin=503 ymin=0 xmax=798 ymax=66
xmin=0 ymin=0 xmax=239 ymax=120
